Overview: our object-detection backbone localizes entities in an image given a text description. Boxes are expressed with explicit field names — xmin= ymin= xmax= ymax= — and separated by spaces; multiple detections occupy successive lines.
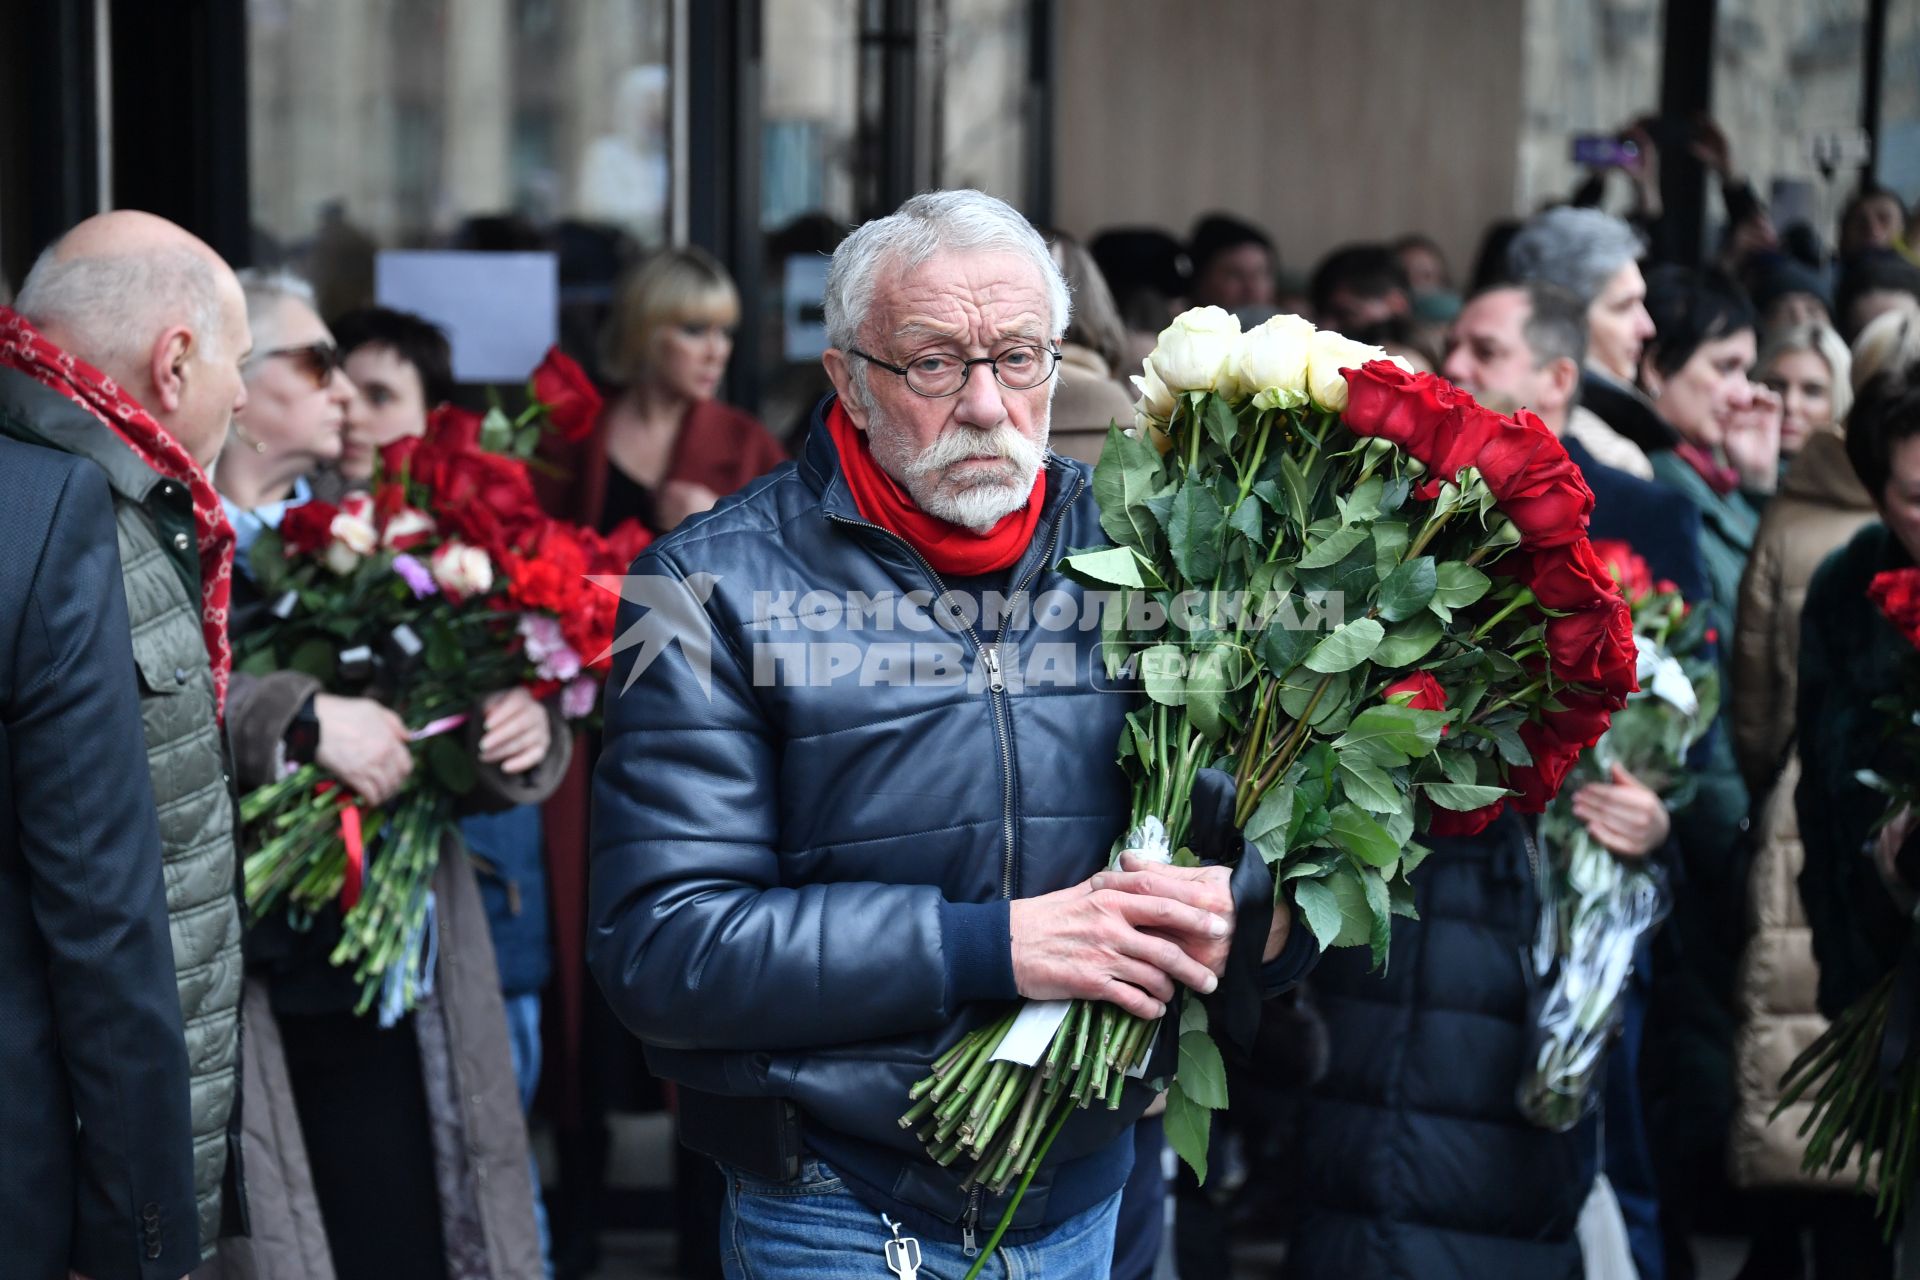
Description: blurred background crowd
xmin=5 ymin=2 xmax=1920 ymax=1278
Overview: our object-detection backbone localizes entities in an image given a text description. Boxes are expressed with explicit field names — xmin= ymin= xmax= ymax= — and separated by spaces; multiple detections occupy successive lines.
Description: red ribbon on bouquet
xmin=339 ymin=802 xmax=366 ymax=910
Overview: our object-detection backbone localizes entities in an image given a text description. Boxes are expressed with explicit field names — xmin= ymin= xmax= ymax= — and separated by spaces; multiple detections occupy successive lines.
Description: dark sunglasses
xmin=249 ymin=341 xmax=342 ymax=386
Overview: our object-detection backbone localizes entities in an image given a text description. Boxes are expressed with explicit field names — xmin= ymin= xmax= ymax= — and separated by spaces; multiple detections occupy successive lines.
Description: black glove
xmin=1187 ymin=767 xmax=1275 ymax=1057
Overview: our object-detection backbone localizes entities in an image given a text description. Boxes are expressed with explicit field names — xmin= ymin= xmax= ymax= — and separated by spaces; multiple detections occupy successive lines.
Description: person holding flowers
xmin=589 ymin=190 xmax=1311 ymax=1278
xmin=213 ymin=278 xmax=571 ymax=1279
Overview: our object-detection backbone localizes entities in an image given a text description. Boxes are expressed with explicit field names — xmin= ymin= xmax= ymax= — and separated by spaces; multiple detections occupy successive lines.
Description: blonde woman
xmin=1044 ymin=231 xmax=1136 ymax=466
xmin=1758 ymin=322 xmax=1853 ymax=462
xmin=538 ymin=245 xmax=784 ymax=534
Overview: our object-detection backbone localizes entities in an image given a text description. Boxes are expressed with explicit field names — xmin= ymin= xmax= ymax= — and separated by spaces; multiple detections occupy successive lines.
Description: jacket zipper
xmin=825 ymin=466 xmax=1084 ymax=904
xmin=962 ymin=1185 xmax=983 ymax=1256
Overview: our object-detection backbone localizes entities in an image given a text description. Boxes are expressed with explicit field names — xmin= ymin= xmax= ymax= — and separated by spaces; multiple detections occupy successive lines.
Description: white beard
xmin=869 ymin=405 xmax=1050 ymax=533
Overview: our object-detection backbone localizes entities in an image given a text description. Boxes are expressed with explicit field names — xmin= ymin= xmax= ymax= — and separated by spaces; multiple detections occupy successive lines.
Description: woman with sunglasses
xmin=537 ymin=245 xmax=785 ymax=536
xmin=211 ymin=273 xmax=562 ymax=1279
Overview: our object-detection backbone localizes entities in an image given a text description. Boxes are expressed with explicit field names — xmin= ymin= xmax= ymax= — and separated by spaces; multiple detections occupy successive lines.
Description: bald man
xmin=0 ymin=211 xmax=253 ymax=1270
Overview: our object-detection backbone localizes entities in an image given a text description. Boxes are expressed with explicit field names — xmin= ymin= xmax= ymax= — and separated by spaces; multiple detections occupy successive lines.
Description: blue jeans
xmin=719 ymin=1157 xmax=1120 ymax=1279
xmin=503 ymin=991 xmax=554 ymax=1279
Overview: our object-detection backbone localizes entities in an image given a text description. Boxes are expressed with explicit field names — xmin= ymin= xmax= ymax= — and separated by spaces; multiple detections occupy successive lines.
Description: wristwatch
xmin=286 ymin=692 xmax=321 ymax=766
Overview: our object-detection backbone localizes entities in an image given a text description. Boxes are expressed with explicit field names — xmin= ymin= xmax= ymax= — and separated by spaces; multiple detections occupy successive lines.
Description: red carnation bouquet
xmin=1519 ymin=542 xmax=1718 ymax=1130
xmin=910 ymin=310 xmax=1638 ymax=1273
xmin=236 ymin=349 xmax=647 ymax=1019
xmin=1779 ymin=566 xmax=1920 ymax=1228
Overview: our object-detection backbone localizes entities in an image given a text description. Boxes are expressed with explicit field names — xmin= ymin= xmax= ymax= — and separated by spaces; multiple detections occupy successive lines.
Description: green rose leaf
xmin=1328 ymin=803 xmax=1401 ymax=868
xmin=1178 ymin=1030 xmax=1230 ymax=1110
xmin=1372 ymin=520 xmax=1410 ymax=579
xmin=1337 ymin=754 xmax=1402 ymax=813
xmin=1362 ymin=862 xmax=1394 ymax=967
xmin=1303 ymin=617 xmax=1384 ymax=674
xmin=1295 ymin=863 xmax=1375 ymax=949
xmin=1093 ymin=426 xmax=1171 ymax=553
xmin=1057 ymin=545 xmax=1161 ymax=590
xmin=1297 ymin=525 xmax=1371 ymax=570
xmin=1376 ymin=556 xmax=1438 ymax=622
xmin=1336 ymin=476 xmax=1385 ymax=526
xmin=1277 ymin=451 xmax=1315 ymax=535
xmin=1421 ymin=781 xmax=1511 ymax=811
xmin=1373 ymin=614 xmax=1445 ymax=668
xmin=1333 ymin=703 xmax=1446 ymax=764
xmin=1227 ymin=495 xmax=1265 ymax=547
xmin=1281 ymin=848 xmax=1343 ymax=881
xmin=1244 ymin=780 xmax=1294 ymax=865
xmin=1165 ymin=1081 xmax=1211 ymax=1184
xmin=1203 ymin=393 xmax=1239 ymax=451
xmin=1432 ymin=561 xmax=1492 ymax=610
xmin=1168 ymin=482 xmax=1226 ymax=583
xmin=1140 ymin=643 xmax=1187 ymax=706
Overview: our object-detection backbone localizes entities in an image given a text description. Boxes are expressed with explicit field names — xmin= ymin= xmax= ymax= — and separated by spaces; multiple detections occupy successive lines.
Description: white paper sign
xmin=375 ymin=251 xmax=558 ymax=383
xmin=989 ymin=1000 xmax=1073 ymax=1067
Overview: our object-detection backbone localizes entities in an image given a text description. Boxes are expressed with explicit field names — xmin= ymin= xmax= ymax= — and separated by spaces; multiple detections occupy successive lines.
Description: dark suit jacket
xmin=0 ymin=436 xmax=199 ymax=1278
xmin=1566 ymin=436 xmax=1709 ymax=604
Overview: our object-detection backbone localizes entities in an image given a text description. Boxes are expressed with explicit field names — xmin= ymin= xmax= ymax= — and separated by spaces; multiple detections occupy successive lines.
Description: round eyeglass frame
xmin=845 ymin=344 xmax=1060 ymax=398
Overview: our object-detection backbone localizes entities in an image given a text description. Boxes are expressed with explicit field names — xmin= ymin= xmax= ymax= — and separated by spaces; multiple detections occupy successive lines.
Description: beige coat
xmin=1728 ymin=432 xmax=1877 ymax=793
xmin=1726 ymin=429 xmax=1878 ymax=1191
xmin=1048 ymin=342 xmax=1135 ymax=466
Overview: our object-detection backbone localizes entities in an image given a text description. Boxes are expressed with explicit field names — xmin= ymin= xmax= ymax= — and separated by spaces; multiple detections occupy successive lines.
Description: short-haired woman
xmin=540 ymin=246 xmax=785 ymax=535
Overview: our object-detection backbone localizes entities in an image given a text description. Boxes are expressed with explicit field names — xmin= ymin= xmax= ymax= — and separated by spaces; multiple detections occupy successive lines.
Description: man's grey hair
xmin=1516 ymin=280 xmax=1589 ymax=370
xmin=236 ymin=268 xmax=319 ymax=368
xmin=16 ymin=242 xmax=226 ymax=370
xmin=1506 ymin=207 xmax=1646 ymax=307
xmin=824 ymin=189 xmax=1071 ymax=407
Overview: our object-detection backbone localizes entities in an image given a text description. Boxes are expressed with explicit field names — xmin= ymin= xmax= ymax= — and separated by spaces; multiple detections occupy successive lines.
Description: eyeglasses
xmin=248 ymin=341 xmax=342 ymax=387
xmin=847 ymin=344 xmax=1059 ymax=398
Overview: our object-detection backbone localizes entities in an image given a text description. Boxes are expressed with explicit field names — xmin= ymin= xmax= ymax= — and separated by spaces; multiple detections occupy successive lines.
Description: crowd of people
xmin=4 ymin=111 xmax=1920 ymax=1280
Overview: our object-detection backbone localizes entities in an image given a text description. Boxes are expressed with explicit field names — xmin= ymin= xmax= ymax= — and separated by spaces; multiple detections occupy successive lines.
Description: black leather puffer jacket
xmin=589 ymin=396 xmax=1155 ymax=1230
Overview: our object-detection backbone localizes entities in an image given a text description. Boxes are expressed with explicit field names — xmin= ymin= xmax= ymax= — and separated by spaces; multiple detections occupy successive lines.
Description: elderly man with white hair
xmin=589 ymin=189 xmax=1316 ymax=1275
xmin=0 ymin=210 xmax=252 ymax=1270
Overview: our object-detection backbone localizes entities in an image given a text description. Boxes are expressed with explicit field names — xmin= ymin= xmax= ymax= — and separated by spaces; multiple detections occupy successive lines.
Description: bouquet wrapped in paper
xmin=1518 ymin=541 xmax=1718 ymax=1130
xmin=906 ymin=309 xmax=1639 ymax=1274
xmin=236 ymin=350 xmax=647 ymax=1019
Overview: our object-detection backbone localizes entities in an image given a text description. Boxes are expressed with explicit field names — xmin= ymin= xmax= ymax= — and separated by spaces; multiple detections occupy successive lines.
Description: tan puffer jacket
xmin=1727 ymin=430 xmax=1878 ymax=1190
xmin=1728 ymin=432 xmax=1876 ymax=792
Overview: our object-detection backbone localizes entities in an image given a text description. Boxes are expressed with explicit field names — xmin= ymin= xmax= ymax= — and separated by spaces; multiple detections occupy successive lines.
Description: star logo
xmin=588 ymin=572 xmax=722 ymax=700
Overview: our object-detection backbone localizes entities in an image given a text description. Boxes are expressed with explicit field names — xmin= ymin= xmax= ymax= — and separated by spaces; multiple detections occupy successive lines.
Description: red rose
xmin=1340 ymin=363 xmax=1474 ymax=463
xmin=1870 ymin=569 xmax=1920 ymax=650
xmin=530 ymin=347 xmax=604 ymax=443
xmin=1478 ymin=412 xmax=1594 ymax=548
xmin=281 ymin=500 xmax=340 ymax=557
xmin=1544 ymin=598 xmax=1640 ymax=702
xmin=431 ymin=449 xmax=546 ymax=555
xmin=1542 ymin=689 xmax=1615 ymax=750
xmin=1423 ymin=404 xmax=1508 ymax=490
xmin=1588 ymin=539 xmax=1654 ymax=602
xmin=1427 ymin=799 xmax=1505 ymax=838
xmin=1508 ymin=721 xmax=1585 ymax=813
xmin=1383 ymin=671 xmax=1448 ymax=714
xmin=1526 ymin=540 xmax=1620 ymax=612
xmin=427 ymin=404 xmax=485 ymax=454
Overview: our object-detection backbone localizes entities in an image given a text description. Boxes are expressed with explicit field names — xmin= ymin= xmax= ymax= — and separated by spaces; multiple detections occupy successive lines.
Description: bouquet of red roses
xmin=909 ymin=310 xmax=1637 ymax=1275
xmin=236 ymin=348 xmax=647 ymax=1019
xmin=1778 ymin=566 xmax=1920 ymax=1228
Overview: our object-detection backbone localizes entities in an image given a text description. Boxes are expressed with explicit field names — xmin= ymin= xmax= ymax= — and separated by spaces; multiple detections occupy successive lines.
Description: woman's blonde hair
xmin=1851 ymin=298 xmax=1920 ymax=391
xmin=1758 ymin=320 xmax=1854 ymax=428
xmin=1048 ymin=231 xmax=1127 ymax=375
xmin=600 ymin=245 xmax=740 ymax=383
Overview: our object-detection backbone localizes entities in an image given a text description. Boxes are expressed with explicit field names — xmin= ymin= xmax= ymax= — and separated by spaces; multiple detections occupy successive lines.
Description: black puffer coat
xmin=1287 ymin=811 xmax=1587 ymax=1280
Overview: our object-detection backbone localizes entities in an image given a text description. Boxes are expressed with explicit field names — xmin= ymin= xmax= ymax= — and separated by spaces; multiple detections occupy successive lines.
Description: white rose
xmin=1305 ymin=330 xmax=1392 ymax=412
xmin=329 ymin=505 xmax=378 ymax=557
xmin=1131 ymin=405 xmax=1174 ymax=455
xmin=322 ymin=542 xmax=362 ymax=576
xmin=1148 ymin=306 xmax=1242 ymax=395
xmin=1129 ymin=359 xmax=1176 ymax=420
xmin=380 ymin=506 xmax=437 ymax=550
xmin=1237 ymin=313 xmax=1317 ymax=398
xmin=431 ymin=540 xmax=495 ymax=600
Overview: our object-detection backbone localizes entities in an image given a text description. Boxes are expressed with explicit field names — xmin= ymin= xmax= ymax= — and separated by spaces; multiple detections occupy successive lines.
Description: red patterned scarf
xmin=1673 ymin=440 xmax=1742 ymax=496
xmin=0 ymin=306 xmax=235 ymax=716
xmin=825 ymin=396 xmax=1046 ymax=576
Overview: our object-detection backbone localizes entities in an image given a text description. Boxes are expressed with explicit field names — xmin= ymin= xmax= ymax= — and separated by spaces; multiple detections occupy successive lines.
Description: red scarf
xmin=0 ymin=306 xmax=235 ymax=716
xmin=1674 ymin=440 xmax=1742 ymax=496
xmin=825 ymin=397 xmax=1045 ymax=576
